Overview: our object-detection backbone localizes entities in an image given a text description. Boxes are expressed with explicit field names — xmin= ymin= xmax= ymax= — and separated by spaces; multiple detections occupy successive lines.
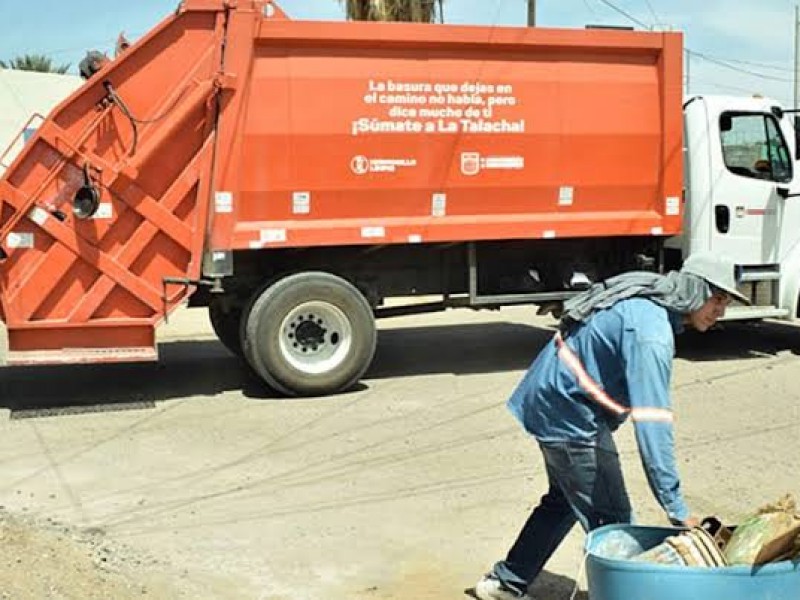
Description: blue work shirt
xmin=508 ymin=297 xmax=689 ymax=523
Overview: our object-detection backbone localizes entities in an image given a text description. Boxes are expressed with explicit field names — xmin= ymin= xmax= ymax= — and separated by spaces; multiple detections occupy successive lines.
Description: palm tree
xmin=0 ymin=54 xmax=70 ymax=74
xmin=340 ymin=0 xmax=443 ymax=23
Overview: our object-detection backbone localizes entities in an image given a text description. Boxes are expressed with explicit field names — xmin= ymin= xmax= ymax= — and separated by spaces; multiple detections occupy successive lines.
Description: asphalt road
xmin=0 ymin=306 xmax=799 ymax=599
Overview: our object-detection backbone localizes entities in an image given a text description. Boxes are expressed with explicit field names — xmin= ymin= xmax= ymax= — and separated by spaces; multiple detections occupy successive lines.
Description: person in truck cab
xmin=472 ymin=253 xmax=748 ymax=600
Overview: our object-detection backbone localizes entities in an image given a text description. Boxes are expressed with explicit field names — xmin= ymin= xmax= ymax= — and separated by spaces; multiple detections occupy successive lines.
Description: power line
xmin=693 ymin=79 xmax=767 ymax=95
xmin=582 ymin=0 xmax=601 ymax=20
xmin=640 ymin=0 xmax=660 ymax=26
xmin=693 ymin=78 xmax=791 ymax=107
xmin=3 ymin=32 xmax=144 ymax=60
xmin=45 ymin=43 xmax=118 ymax=58
xmin=594 ymin=0 xmax=652 ymax=30
xmin=689 ymin=49 xmax=794 ymax=83
xmin=708 ymin=56 xmax=794 ymax=74
xmin=593 ymin=0 xmax=795 ymax=85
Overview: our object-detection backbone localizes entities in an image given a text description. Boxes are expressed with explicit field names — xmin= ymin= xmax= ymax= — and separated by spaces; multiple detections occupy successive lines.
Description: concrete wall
xmin=0 ymin=70 xmax=83 ymax=174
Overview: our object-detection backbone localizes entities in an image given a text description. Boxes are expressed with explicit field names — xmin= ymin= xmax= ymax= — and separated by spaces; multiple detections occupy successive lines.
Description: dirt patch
xmin=0 ymin=509 xmax=184 ymax=600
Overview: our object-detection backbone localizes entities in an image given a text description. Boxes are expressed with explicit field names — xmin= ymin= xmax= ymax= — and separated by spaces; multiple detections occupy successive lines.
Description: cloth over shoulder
xmin=559 ymin=270 xmax=710 ymax=334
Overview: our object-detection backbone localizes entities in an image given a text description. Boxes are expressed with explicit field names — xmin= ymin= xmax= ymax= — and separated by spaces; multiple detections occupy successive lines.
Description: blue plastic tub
xmin=585 ymin=524 xmax=800 ymax=600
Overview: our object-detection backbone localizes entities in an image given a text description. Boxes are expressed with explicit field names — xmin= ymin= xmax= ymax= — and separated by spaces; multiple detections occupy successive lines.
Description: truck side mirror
xmin=776 ymin=186 xmax=800 ymax=199
xmin=795 ymin=116 xmax=800 ymax=160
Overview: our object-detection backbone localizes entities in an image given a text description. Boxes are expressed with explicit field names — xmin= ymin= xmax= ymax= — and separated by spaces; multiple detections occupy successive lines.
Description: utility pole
xmin=795 ymin=5 xmax=799 ymax=108
xmin=528 ymin=0 xmax=536 ymax=26
xmin=685 ymin=49 xmax=691 ymax=96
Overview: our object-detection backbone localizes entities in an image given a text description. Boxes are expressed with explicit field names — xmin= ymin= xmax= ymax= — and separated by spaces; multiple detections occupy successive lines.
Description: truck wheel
xmin=243 ymin=272 xmax=377 ymax=396
xmin=208 ymin=301 xmax=244 ymax=357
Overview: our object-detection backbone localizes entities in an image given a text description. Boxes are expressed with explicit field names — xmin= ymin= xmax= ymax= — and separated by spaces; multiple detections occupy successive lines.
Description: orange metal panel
xmin=206 ymin=4 xmax=262 ymax=257
xmin=0 ymin=5 xmax=226 ymax=361
xmin=7 ymin=347 xmax=157 ymax=366
xmin=70 ymin=139 xmax=214 ymax=323
xmin=257 ymin=19 xmax=672 ymax=51
xmin=234 ymin=210 xmax=666 ymax=250
xmin=216 ymin=13 xmax=683 ymax=250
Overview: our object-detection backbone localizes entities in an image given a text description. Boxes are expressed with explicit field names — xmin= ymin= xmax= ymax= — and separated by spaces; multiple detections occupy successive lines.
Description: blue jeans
xmin=493 ymin=441 xmax=632 ymax=594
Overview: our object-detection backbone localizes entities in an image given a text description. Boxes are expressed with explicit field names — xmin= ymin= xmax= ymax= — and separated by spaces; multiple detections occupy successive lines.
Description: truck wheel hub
xmin=279 ymin=301 xmax=353 ymax=374
xmin=293 ymin=318 xmax=328 ymax=350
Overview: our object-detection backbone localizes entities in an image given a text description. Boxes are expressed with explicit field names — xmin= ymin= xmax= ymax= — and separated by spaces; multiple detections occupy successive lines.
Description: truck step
xmin=6 ymin=347 xmax=158 ymax=366
xmin=721 ymin=305 xmax=790 ymax=321
xmin=739 ymin=268 xmax=780 ymax=282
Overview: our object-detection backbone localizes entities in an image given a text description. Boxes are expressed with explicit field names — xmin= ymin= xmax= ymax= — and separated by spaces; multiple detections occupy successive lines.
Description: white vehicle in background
xmin=671 ymin=94 xmax=800 ymax=321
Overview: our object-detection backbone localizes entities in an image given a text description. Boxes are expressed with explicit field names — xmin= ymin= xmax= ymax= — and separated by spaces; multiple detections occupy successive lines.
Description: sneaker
xmin=472 ymin=573 xmax=532 ymax=600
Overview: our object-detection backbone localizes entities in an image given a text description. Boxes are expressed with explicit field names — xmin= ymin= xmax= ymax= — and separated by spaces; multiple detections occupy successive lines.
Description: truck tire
xmin=208 ymin=300 xmax=244 ymax=357
xmin=242 ymin=272 xmax=377 ymax=396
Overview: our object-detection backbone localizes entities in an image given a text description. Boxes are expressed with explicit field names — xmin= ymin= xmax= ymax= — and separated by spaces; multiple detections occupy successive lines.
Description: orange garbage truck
xmin=3 ymin=0 xmax=793 ymax=396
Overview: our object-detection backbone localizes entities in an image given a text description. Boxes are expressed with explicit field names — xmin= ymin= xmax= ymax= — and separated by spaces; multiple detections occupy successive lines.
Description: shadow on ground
xmin=532 ymin=570 xmax=588 ymax=600
xmin=465 ymin=570 xmax=586 ymax=600
xmin=676 ymin=320 xmax=800 ymax=361
xmin=0 ymin=322 xmax=553 ymax=414
xmin=1 ymin=318 xmax=799 ymax=415
xmin=0 ymin=342 xmax=264 ymax=415
xmin=367 ymin=321 xmax=551 ymax=378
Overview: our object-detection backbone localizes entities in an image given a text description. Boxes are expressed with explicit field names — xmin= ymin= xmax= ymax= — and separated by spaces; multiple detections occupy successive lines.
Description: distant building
xmin=0 ymin=69 xmax=82 ymax=174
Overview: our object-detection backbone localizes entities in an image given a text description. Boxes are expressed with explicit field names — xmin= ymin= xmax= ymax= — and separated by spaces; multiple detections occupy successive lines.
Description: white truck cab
xmin=671 ymin=95 xmax=800 ymax=320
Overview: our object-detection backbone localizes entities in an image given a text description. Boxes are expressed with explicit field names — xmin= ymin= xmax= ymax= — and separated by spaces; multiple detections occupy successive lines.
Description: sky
xmin=0 ymin=0 xmax=798 ymax=106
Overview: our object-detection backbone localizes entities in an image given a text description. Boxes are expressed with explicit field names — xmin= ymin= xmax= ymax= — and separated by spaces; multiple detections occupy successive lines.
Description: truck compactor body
xmin=1 ymin=0 xmax=798 ymax=395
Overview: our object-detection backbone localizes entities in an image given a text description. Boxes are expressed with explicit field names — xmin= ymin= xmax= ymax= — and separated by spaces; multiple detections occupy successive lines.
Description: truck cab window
xmin=766 ymin=117 xmax=792 ymax=182
xmin=720 ymin=112 xmax=793 ymax=183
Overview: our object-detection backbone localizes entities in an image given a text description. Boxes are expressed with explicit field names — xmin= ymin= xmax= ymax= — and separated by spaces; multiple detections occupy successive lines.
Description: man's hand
xmin=672 ymin=515 xmax=700 ymax=528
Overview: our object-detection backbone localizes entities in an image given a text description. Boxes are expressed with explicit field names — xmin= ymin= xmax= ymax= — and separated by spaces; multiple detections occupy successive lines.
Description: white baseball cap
xmin=681 ymin=253 xmax=750 ymax=305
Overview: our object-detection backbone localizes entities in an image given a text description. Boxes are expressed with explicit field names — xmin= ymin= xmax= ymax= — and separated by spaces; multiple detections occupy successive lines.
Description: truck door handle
xmin=776 ymin=186 xmax=800 ymax=198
